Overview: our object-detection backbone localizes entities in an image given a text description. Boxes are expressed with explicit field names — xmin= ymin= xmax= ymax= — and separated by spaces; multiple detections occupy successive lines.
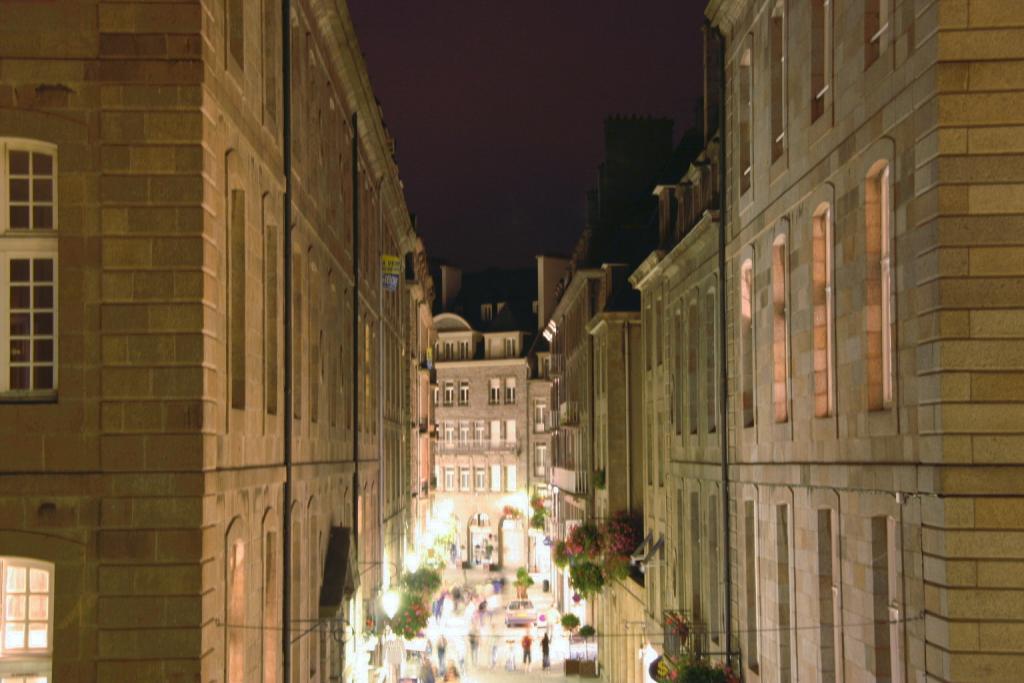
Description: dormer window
xmin=481 ymin=303 xmax=493 ymax=321
xmin=504 ymin=337 xmax=517 ymax=357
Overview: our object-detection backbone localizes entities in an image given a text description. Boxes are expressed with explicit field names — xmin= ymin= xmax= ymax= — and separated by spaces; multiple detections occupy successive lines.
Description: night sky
xmin=348 ymin=1 xmax=707 ymax=269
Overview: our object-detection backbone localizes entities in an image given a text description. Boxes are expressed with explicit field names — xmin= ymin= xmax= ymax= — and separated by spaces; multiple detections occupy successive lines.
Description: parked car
xmin=504 ymin=600 xmax=537 ymax=627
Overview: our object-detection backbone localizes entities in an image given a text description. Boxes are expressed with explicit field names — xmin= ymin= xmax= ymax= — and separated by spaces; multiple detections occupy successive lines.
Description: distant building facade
xmin=430 ymin=267 xmax=537 ymax=570
xmin=0 ymin=2 xmax=423 ymax=682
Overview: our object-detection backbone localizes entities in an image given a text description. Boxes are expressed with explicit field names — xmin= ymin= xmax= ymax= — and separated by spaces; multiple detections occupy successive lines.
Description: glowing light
xmin=382 ymin=589 xmax=401 ymax=619
xmin=404 ymin=553 xmax=420 ymax=573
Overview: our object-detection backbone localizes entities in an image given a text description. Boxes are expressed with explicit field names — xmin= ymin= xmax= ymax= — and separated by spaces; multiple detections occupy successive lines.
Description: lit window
xmin=740 ymin=259 xmax=755 ymax=428
xmin=505 ymin=465 xmax=516 ymax=492
xmin=812 ymin=205 xmax=835 ymax=417
xmin=481 ymin=303 xmax=493 ymax=321
xmin=772 ymin=235 xmax=789 ymax=423
xmin=534 ymin=444 xmax=547 ymax=477
xmin=504 ymin=377 xmax=516 ymax=404
xmin=866 ymin=163 xmax=894 ymax=410
xmin=0 ymin=557 xmax=53 ymax=682
xmin=503 ymin=337 xmax=517 ymax=357
xmin=489 ymin=378 xmax=500 ymax=405
xmin=1 ymin=141 xmax=58 ymax=396
xmin=490 ymin=464 xmax=502 ymax=492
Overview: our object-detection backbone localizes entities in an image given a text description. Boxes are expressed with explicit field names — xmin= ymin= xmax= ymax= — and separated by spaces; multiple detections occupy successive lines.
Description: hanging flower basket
xmin=400 ymin=567 xmax=442 ymax=597
xmin=651 ymin=655 xmax=741 ymax=683
xmin=502 ymin=505 xmax=523 ymax=519
xmin=388 ymin=591 xmax=430 ymax=640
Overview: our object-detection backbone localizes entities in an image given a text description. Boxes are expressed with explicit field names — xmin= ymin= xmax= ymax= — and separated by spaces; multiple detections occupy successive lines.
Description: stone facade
xmin=0 ymin=1 xmax=420 ymax=681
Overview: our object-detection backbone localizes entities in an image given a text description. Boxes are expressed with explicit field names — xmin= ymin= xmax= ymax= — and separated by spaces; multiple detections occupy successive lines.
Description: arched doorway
xmin=468 ymin=513 xmax=492 ymax=567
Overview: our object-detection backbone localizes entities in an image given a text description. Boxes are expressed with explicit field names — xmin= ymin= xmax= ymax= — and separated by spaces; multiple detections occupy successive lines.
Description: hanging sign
xmin=382 ymin=255 xmax=401 ymax=292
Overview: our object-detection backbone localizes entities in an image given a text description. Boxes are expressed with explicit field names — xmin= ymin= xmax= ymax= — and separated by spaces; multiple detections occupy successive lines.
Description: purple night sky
xmin=348 ymin=1 xmax=707 ymax=269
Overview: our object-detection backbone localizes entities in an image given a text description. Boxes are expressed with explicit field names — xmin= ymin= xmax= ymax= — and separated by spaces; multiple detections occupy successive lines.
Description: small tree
xmin=578 ymin=625 xmax=596 ymax=660
xmin=560 ymin=613 xmax=580 ymax=634
xmin=514 ymin=567 xmax=535 ymax=598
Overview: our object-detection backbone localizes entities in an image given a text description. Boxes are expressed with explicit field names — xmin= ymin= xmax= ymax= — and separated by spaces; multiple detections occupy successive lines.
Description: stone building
xmin=430 ymin=266 xmax=537 ymax=570
xmin=406 ymin=239 xmax=436 ymax=559
xmin=0 ymin=1 xmax=421 ymax=682
xmin=625 ymin=2 xmax=1024 ymax=682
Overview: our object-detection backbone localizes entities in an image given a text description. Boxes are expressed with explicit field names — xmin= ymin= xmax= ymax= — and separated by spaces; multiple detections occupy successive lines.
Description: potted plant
xmin=514 ymin=567 xmax=534 ymax=598
xmin=578 ymin=625 xmax=598 ymax=677
xmin=561 ymin=613 xmax=581 ymax=675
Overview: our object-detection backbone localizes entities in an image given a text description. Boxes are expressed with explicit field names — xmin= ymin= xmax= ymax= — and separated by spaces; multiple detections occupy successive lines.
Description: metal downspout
xmin=351 ymin=113 xmax=361 ymax=574
xmin=281 ymin=0 xmax=294 ymax=678
xmin=712 ymin=21 xmax=734 ymax=663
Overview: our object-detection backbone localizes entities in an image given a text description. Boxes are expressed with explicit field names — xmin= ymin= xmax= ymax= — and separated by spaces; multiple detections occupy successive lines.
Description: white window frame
xmin=459 ymin=467 xmax=471 ymax=492
xmin=504 ymin=377 xmax=516 ymax=404
xmin=458 ymin=381 xmax=469 ymax=406
xmin=488 ymin=378 xmax=500 ymax=405
xmin=475 ymin=467 xmax=487 ymax=491
xmin=505 ymin=465 xmax=516 ymax=492
xmin=444 ymin=467 xmax=456 ymax=491
xmin=534 ymin=443 xmax=547 ymax=477
xmin=490 ymin=464 xmax=502 ymax=492
xmin=1 ymin=140 xmax=59 ymax=398
xmin=0 ymin=557 xmax=54 ymax=681
xmin=458 ymin=421 xmax=470 ymax=443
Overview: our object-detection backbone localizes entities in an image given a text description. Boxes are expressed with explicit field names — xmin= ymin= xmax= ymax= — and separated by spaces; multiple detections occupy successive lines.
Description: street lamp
xmin=381 ymin=589 xmax=401 ymax=620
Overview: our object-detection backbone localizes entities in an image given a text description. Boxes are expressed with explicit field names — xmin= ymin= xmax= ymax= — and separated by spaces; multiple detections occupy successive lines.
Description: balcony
xmin=433 ymin=439 xmax=519 ymax=455
xmin=551 ymin=466 xmax=577 ymax=494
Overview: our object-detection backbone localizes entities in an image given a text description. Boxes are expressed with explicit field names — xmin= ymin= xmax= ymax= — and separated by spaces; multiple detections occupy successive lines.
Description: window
xmin=1 ymin=142 xmax=58 ymax=396
xmin=459 ymin=467 xmax=471 ymax=491
xmin=264 ymin=221 xmax=278 ymax=415
xmin=262 ymin=531 xmax=278 ymax=683
xmin=674 ymin=310 xmax=683 ymax=434
xmin=490 ymin=420 xmax=501 ymax=446
xmin=534 ymin=443 xmax=547 ymax=476
xmin=770 ymin=1 xmax=786 ymax=162
xmin=811 ymin=0 xmax=832 ymax=122
xmin=227 ymin=0 xmax=244 ymax=69
xmin=444 ymin=467 xmax=456 ymax=491
xmin=443 ymin=341 xmax=453 ymax=360
xmin=772 ymin=235 xmax=789 ymax=423
xmin=816 ymin=510 xmax=840 ymax=683
xmin=227 ymin=541 xmax=245 ymax=683
xmin=704 ymin=289 xmax=717 ymax=433
xmin=489 ymin=378 xmax=500 ymax=404
xmin=481 ymin=303 xmax=493 ymax=321
xmin=443 ymin=382 xmax=454 ymax=406
xmin=776 ymin=505 xmax=793 ymax=683
xmin=689 ymin=493 xmax=702 ymax=628
xmin=261 ymin=0 xmax=278 ymax=127
xmin=443 ymin=422 xmax=454 ymax=444
xmin=229 ymin=191 xmax=247 ymax=409
xmin=708 ymin=494 xmax=720 ymax=644
xmin=534 ymin=401 xmax=547 ymax=432
xmin=655 ymin=297 xmax=663 ymax=366
xmin=865 ymin=0 xmax=889 ymax=68
xmin=866 ymin=163 xmax=894 ymax=410
xmin=0 ymin=558 xmax=53 ymax=681
xmin=458 ymin=421 xmax=470 ymax=443
xmin=292 ymin=252 xmax=303 ymax=418
xmin=870 ymin=516 xmax=897 ymax=681
xmin=505 ymin=465 xmax=516 ymax=492
xmin=432 ymin=386 xmax=439 ymax=406
xmin=744 ymin=500 xmax=759 ymax=672
xmin=504 ymin=377 xmax=516 ymax=404
xmin=813 ymin=205 xmax=835 ymax=417
xmin=458 ymin=381 xmax=469 ymax=406
xmin=475 ymin=467 xmax=487 ymax=491
xmin=490 ymin=464 xmax=502 ymax=492
xmin=740 ymin=259 xmax=755 ymax=428
xmin=738 ymin=38 xmax=753 ymax=193
xmin=688 ymin=301 xmax=699 ymax=435
xmin=474 ymin=420 xmax=486 ymax=442
xmin=503 ymin=337 xmax=517 ymax=357
xmin=458 ymin=340 xmax=470 ymax=359
xmin=505 ymin=419 xmax=517 ymax=445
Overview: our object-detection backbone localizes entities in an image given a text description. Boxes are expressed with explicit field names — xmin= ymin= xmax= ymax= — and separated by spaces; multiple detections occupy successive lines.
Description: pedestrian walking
xmin=489 ymin=632 xmax=499 ymax=669
xmin=468 ymin=624 xmax=480 ymax=666
xmin=505 ymin=638 xmax=517 ymax=671
xmin=522 ymin=632 xmax=533 ymax=671
xmin=419 ymin=654 xmax=437 ymax=683
xmin=541 ymin=632 xmax=551 ymax=670
xmin=436 ymin=633 xmax=448 ymax=672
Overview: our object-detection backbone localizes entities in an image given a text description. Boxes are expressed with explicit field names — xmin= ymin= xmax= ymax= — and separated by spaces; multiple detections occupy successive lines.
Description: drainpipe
xmin=351 ymin=112 xmax=361 ymax=573
xmin=712 ymin=21 xmax=733 ymax=662
xmin=281 ymin=1 xmax=294 ymax=679
xmin=377 ymin=174 xmax=386 ymax=586
xmin=624 ymin=321 xmax=632 ymax=513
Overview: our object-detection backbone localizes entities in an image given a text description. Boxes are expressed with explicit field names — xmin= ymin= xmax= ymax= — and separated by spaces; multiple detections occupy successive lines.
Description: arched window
xmin=865 ymin=162 xmax=894 ymax=410
xmin=1 ymin=140 xmax=58 ymax=396
xmin=772 ymin=235 xmax=789 ymax=423
xmin=0 ymin=557 xmax=53 ymax=681
xmin=740 ymin=259 xmax=755 ymax=428
xmin=226 ymin=540 xmax=245 ymax=683
xmin=812 ymin=204 xmax=835 ymax=417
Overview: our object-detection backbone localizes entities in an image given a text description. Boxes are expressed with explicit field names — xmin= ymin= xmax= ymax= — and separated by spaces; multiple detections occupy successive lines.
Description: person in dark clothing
xmin=540 ymin=632 xmax=551 ymax=669
xmin=437 ymin=634 xmax=448 ymax=672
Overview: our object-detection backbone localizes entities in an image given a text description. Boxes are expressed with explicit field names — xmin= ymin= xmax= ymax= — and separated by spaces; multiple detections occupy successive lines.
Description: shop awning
xmin=319 ymin=526 xmax=359 ymax=619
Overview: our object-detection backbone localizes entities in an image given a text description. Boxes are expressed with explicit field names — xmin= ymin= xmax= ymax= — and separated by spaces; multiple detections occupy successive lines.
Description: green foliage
xmin=578 ymin=625 xmax=596 ymax=638
xmin=400 ymin=567 xmax=442 ymax=596
xmin=560 ymin=613 xmax=580 ymax=631
xmin=389 ymin=591 xmax=430 ymax=640
xmin=553 ymin=541 xmax=570 ymax=568
xmin=568 ymin=560 xmax=605 ymax=599
xmin=515 ymin=567 xmax=535 ymax=588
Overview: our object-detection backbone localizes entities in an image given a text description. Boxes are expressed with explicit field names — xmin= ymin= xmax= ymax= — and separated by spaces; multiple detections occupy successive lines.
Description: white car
xmin=504 ymin=599 xmax=537 ymax=627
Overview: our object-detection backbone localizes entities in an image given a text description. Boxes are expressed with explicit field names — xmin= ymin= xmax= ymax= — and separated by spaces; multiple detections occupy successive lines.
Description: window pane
xmin=11 ymin=259 xmax=30 ymax=282
xmin=5 ymin=594 xmax=26 ymax=620
xmin=10 ymin=178 xmax=29 ymax=201
xmin=32 ymin=152 xmax=53 ymax=175
xmin=27 ymin=622 xmax=47 ymax=648
xmin=34 ymin=367 xmax=53 ymax=390
xmin=4 ymin=622 xmax=25 ymax=649
xmin=34 ymin=339 xmax=54 ymax=363
xmin=10 ymin=205 xmax=29 ymax=229
xmin=33 ymin=206 xmax=53 ymax=230
xmin=6 ymin=566 xmax=27 ymax=592
xmin=28 ymin=595 xmax=48 ymax=620
xmin=33 ymin=285 xmax=53 ymax=309
xmin=33 ymin=178 xmax=53 ymax=202
xmin=10 ymin=367 xmax=30 ymax=390
xmin=34 ymin=313 xmax=53 ymax=335
xmin=33 ymin=259 xmax=53 ymax=282
xmin=10 ymin=286 xmax=30 ymax=308
xmin=10 ymin=339 xmax=29 ymax=362
xmin=9 ymin=150 xmax=29 ymax=174
xmin=29 ymin=568 xmax=49 ymax=592
xmin=10 ymin=313 xmax=30 ymax=336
